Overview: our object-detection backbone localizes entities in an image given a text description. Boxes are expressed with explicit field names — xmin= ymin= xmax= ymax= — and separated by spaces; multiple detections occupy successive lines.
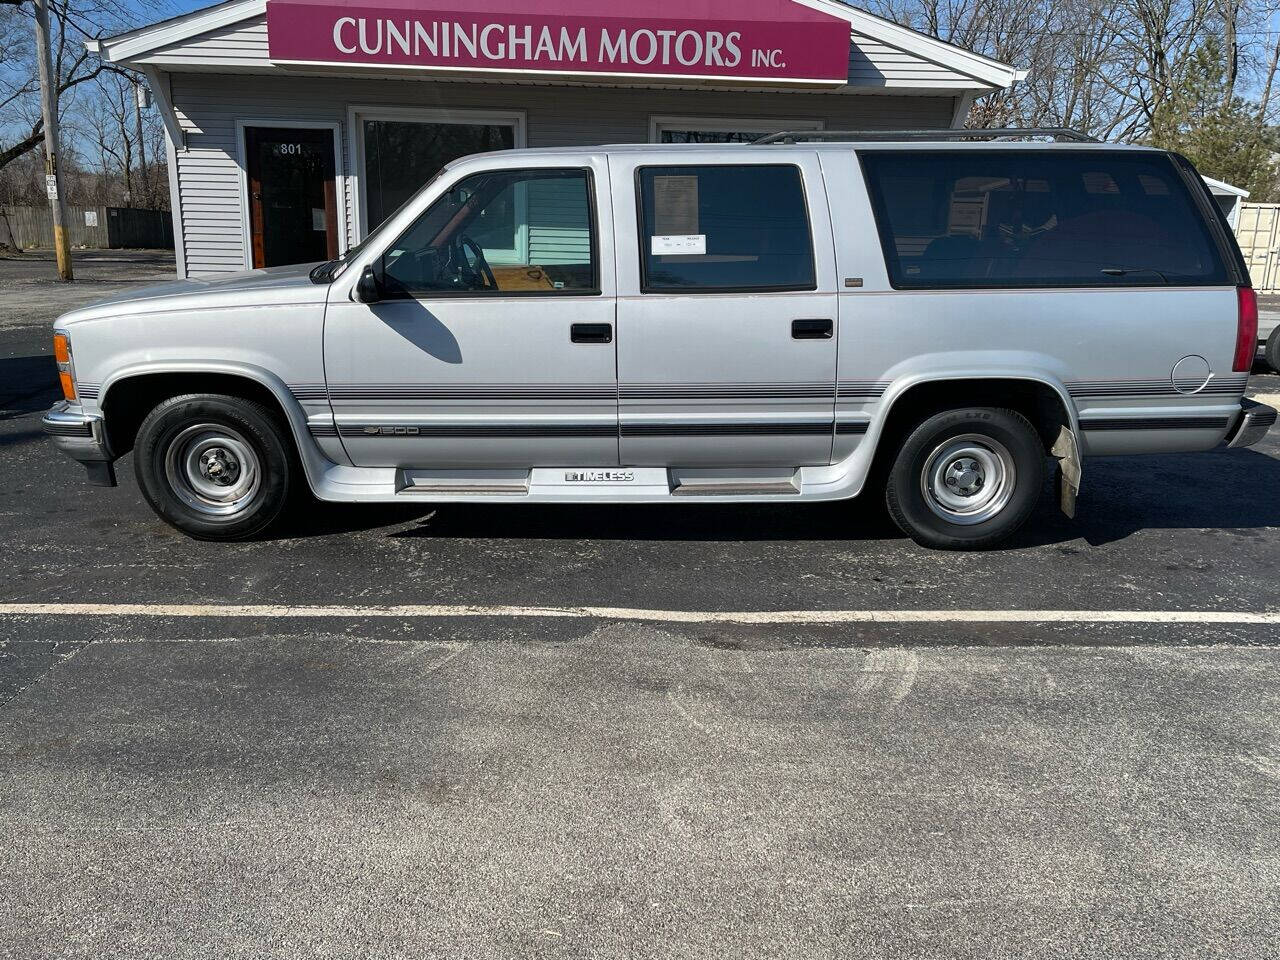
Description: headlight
xmin=53 ymin=330 xmax=76 ymax=402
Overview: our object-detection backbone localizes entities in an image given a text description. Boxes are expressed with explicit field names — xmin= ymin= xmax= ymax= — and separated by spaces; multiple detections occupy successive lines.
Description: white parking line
xmin=0 ymin=603 xmax=1277 ymax=625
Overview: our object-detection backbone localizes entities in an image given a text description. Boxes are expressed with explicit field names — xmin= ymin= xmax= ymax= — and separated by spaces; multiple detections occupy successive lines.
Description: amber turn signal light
xmin=53 ymin=331 xmax=75 ymax=401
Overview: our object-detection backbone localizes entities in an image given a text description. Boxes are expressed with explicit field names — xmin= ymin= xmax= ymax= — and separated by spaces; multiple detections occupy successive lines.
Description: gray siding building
xmin=91 ymin=0 xmax=1020 ymax=278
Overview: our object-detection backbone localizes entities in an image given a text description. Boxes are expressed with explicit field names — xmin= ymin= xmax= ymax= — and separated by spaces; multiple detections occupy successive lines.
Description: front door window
xmin=244 ymin=126 xmax=338 ymax=268
xmin=380 ymin=168 xmax=597 ymax=297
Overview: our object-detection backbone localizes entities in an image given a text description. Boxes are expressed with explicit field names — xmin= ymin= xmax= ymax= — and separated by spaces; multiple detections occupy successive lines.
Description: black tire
xmin=1266 ymin=326 xmax=1280 ymax=374
xmin=884 ymin=407 xmax=1046 ymax=551
xmin=134 ymin=393 xmax=295 ymax=541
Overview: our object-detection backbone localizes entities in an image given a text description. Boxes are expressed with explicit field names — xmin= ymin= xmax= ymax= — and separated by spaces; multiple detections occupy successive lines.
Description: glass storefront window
xmin=362 ymin=120 xmax=516 ymax=232
xmin=660 ymin=130 xmax=772 ymax=144
xmin=651 ymin=118 xmax=823 ymax=145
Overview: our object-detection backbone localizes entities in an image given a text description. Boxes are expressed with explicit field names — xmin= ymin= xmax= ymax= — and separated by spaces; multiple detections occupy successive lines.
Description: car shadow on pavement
xmin=367 ymin=447 xmax=1280 ymax=549
xmin=1011 ymin=446 xmax=1280 ymax=549
xmin=0 ymin=356 xmax=57 ymax=422
xmin=389 ymin=499 xmax=902 ymax=543
xmin=0 ymin=428 xmax=47 ymax=448
xmin=275 ymin=496 xmax=900 ymax=542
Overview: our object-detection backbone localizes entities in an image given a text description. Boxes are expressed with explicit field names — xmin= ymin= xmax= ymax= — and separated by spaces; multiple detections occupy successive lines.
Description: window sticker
xmin=651 ymin=234 xmax=707 ymax=256
xmin=652 ymin=175 xmax=700 ymax=235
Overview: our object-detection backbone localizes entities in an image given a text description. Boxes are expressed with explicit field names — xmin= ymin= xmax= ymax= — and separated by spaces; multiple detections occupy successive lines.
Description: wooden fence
xmin=0 ymin=205 xmax=174 ymax=251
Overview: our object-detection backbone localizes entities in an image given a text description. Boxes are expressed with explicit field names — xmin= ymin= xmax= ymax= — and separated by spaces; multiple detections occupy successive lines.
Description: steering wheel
xmin=457 ymin=234 xmax=497 ymax=290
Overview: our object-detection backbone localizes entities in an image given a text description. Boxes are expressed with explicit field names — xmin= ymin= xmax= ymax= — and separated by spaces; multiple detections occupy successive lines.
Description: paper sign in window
xmin=652 ymin=175 xmax=700 ymax=235
xmin=651 ymin=235 xmax=707 ymax=256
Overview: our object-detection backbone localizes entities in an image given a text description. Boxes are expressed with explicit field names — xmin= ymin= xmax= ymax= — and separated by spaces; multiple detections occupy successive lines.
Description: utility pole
xmin=33 ymin=0 xmax=73 ymax=280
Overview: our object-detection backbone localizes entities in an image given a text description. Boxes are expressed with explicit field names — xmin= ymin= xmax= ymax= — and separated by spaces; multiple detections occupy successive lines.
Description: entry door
xmin=324 ymin=162 xmax=618 ymax=469
xmin=611 ymin=156 xmax=839 ymax=467
xmin=245 ymin=126 xmax=338 ymax=268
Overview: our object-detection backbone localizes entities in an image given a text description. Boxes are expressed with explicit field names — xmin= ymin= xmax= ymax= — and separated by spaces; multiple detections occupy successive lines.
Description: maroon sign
xmin=266 ymin=0 xmax=851 ymax=84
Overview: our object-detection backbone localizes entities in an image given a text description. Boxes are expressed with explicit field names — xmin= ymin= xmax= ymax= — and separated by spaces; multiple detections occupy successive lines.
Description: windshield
xmin=309 ymin=166 xmax=451 ymax=284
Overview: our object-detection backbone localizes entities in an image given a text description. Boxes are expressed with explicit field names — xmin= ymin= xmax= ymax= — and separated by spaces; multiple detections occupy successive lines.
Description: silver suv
xmin=44 ymin=131 xmax=1276 ymax=549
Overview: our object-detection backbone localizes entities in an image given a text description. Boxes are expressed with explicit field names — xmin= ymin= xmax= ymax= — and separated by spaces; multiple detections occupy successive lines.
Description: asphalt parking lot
xmin=2 ymin=252 xmax=1279 ymax=958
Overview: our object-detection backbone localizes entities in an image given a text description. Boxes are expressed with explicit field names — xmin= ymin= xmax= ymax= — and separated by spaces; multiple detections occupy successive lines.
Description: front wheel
xmin=884 ymin=407 xmax=1046 ymax=550
xmin=134 ymin=393 xmax=295 ymax=541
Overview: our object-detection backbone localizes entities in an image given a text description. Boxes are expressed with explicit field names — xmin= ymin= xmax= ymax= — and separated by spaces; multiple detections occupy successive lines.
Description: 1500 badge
xmin=565 ymin=470 xmax=635 ymax=482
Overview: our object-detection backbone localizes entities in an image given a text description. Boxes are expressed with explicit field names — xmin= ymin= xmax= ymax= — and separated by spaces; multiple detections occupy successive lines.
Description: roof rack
xmin=754 ymin=128 xmax=1099 ymax=145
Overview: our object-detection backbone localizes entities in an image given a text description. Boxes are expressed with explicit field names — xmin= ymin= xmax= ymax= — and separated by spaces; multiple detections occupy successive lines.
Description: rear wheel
xmin=134 ymin=393 xmax=295 ymax=541
xmin=885 ymin=407 xmax=1045 ymax=550
xmin=1266 ymin=327 xmax=1280 ymax=374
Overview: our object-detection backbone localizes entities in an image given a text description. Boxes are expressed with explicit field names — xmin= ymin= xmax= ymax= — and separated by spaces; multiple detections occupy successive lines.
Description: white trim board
xmin=91 ymin=0 xmax=267 ymax=62
xmin=141 ymin=65 xmax=187 ymax=278
xmin=1202 ymin=175 xmax=1250 ymax=199
xmin=234 ymin=118 xmax=347 ymax=270
xmin=794 ymin=0 xmax=1024 ymax=88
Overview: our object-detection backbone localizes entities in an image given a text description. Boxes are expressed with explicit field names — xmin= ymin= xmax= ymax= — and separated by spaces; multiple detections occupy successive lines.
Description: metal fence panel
xmin=1235 ymin=203 xmax=1280 ymax=293
xmin=104 ymin=207 xmax=174 ymax=249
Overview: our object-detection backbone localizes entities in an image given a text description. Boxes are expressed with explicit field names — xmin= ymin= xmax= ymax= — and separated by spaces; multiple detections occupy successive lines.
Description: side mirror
xmin=354 ymin=264 xmax=382 ymax=304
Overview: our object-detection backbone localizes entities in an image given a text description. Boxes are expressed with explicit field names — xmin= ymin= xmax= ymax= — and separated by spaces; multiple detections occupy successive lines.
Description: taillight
xmin=53 ymin=331 xmax=76 ymax=401
xmin=1235 ymin=287 xmax=1258 ymax=373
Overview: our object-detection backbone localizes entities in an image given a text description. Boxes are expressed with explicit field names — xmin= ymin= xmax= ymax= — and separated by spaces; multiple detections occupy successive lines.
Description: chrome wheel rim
xmin=920 ymin=433 xmax=1017 ymax=526
xmin=164 ymin=424 xmax=261 ymax=518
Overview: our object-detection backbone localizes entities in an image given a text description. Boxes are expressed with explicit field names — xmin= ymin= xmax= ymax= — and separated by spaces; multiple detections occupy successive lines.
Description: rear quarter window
xmin=859 ymin=150 xmax=1231 ymax=289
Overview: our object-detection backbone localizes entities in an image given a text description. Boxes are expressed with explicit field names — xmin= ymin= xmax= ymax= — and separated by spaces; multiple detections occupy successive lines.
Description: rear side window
xmin=637 ymin=165 xmax=815 ymax=292
xmin=860 ymin=150 xmax=1231 ymax=289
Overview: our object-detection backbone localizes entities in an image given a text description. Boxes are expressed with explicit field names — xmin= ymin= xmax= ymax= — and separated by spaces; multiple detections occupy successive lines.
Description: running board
xmin=395 ymin=467 xmax=805 ymax=499
xmin=400 ymin=469 xmax=531 ymax=496
xmin=669 ymin=468 xmax=801 ymax=497
xmin=671 ymin=481 xmax=800 ymax=497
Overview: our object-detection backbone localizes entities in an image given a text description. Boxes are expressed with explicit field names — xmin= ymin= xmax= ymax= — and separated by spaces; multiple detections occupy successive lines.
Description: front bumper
xmin=1226 ymin=399 xmax=1278 ymax=449
xmin=42 ymin=402 xmax=117 ymax=486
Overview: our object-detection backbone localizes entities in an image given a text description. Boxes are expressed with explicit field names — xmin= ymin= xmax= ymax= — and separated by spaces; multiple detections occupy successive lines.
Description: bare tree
xmin=863 ymin=0 xmax=1280 ymax=140
xmin=83 ymin=70 xmax=136 ymax=204
xmin=0 ymin=0 xmax=160 ymax=174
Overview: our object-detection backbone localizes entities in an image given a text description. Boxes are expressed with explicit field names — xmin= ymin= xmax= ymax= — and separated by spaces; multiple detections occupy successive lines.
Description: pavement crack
xmin=0 ymin=638 xmax=93 ymax=711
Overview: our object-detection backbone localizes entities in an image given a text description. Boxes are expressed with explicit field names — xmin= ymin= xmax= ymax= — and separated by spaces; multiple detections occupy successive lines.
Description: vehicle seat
xmin=919 ymin=234 xmax=988 ymax=280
